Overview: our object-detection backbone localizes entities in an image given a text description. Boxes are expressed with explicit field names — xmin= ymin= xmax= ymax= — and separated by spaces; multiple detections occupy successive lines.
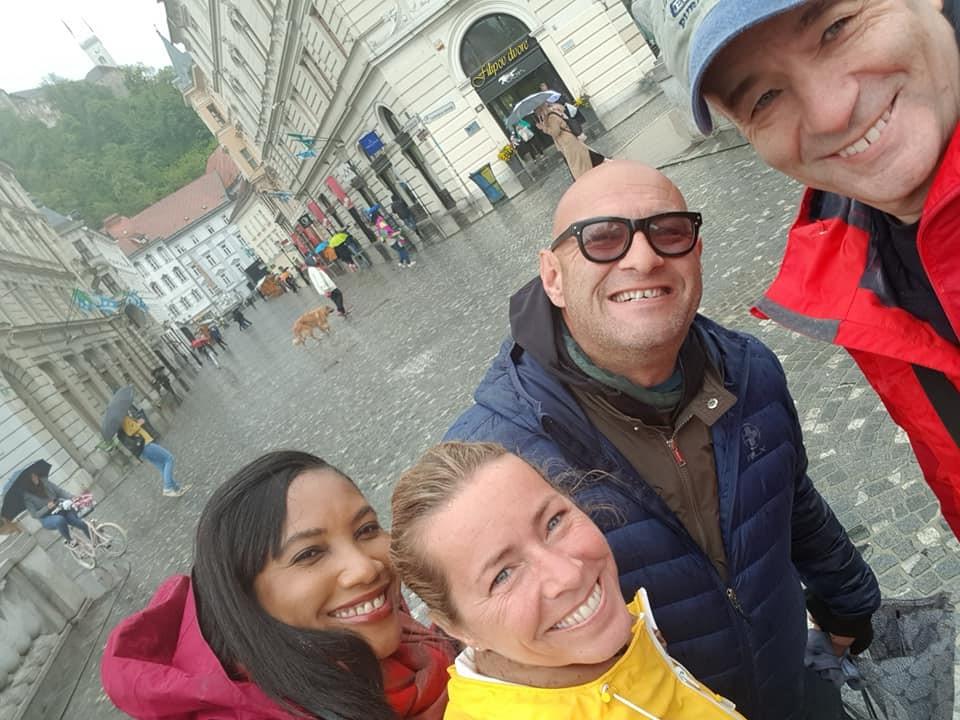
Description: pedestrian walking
xmin=208 ymin=323 xmax=228 ymax=351
xmin=390 ymin=194 xmax=418 ymax=234
xmin=307 ymin=264 xmax=347 ymax=316
xmin=118 ymin=415 xmax=187 ymax=497
xmin=535 ymin=103 xmax=604 ymax=181
xmin=647 ymin=0 xmax=960 ymax=537
xmin=232 ymin=307 xmax=252 ymax=330
xmin=446 ymin=160 xmax=880 ymax=720
xmin=512 ymin=119 xmax=542 ymax=162
xmin=21 ymin=469 xmax=91 ymax=547
xmin=329 ymin=231 xmax=360 ymax=271
xmin=100 ymin=451 xmax=457 ymax=720
xmin=374 ymin=215 xmax=415 ymax=268
xmin=280 ymin=269 xmax=300 ymax=293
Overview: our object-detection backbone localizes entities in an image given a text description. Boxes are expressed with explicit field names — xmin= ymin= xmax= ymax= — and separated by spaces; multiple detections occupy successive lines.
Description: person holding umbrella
xmin=102 ymin=386 xmax=187 ymax=498
xmin=23 ymin=467 xmax=91 ymax=546
xmin=2 ymin=460 xmax=91 ymax=547
xmin=119 ymin=415 xmax=187 ymax=498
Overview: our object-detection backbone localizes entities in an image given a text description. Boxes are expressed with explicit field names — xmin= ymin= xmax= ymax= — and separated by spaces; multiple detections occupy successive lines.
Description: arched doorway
xmin=380 ymin=107 xmax=456 ymax=210
xmin=460 ymin=13 xmax=573 ymax=139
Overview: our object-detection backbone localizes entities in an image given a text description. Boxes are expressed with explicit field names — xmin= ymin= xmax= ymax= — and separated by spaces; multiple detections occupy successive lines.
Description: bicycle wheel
xmin=69 ymin=542 xmax=96 ymax=569
xmin=93 ymin=522 xmax=128 ymax=558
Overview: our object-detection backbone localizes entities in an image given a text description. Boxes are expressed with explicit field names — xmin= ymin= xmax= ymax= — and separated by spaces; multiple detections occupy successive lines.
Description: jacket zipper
xmin=601 ymin=675 xmax=742 ymax=718
xmin=726 ymin=587 xmax=747 ymax=618
xmin=587 ymin=427 xmax=760 ymax=714
xmin=661 ymin=417 xmax=714 ymax=576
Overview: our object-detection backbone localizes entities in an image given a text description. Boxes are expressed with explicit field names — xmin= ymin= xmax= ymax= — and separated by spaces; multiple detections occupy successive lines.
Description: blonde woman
xmin=390 ymin=442 xmax=747 ymax=720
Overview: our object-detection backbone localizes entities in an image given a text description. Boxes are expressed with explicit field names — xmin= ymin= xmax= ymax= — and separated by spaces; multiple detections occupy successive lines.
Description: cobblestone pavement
xmin=49 ymin=114 xmax=959 ymax=718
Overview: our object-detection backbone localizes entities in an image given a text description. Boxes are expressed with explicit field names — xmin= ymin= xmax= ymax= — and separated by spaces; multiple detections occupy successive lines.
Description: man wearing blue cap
xmin=646 ymin=0 xmax=960 ymax=538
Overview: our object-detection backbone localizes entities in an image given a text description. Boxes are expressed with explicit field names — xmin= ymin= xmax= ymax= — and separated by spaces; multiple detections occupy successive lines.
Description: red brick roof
xmin=206 ymin=146 xmax=241 ymax=189
xmin=104 ymin=172 xmax=229 ymax=255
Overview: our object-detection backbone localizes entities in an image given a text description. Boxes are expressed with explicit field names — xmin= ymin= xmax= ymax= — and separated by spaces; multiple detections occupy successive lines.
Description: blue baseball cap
xmin=641 ymin=0 xmax=806 ymax=134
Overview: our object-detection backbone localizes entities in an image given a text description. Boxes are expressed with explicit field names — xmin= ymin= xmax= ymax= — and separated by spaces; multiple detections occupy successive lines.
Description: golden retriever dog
xmin=291 ymin=306 xmax=333 ymax=346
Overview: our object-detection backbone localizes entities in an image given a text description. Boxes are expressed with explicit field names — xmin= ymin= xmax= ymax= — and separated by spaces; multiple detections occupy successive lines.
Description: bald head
xmin=551 ymin=160 xmax=686 ymax=240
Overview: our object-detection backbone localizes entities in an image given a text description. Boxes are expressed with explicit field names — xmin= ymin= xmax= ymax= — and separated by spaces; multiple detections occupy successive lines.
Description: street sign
xmin=421 ymin=101 xmax=456 ymax=124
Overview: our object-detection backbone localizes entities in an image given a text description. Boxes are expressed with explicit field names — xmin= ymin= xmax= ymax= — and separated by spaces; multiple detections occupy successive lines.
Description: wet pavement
xmin=41 ymin=102 xmax=959 ymax=719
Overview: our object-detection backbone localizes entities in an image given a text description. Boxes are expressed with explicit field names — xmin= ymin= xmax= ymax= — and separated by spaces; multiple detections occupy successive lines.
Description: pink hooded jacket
xmin=101 ymin=575 xmax=298 ymax=720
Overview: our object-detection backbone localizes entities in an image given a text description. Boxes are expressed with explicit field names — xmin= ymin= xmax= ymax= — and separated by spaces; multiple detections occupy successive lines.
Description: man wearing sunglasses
xmin=446 ymin=160 xmax=879 ymax=720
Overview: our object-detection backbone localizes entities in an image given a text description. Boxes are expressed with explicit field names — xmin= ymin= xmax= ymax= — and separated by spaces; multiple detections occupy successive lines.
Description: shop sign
xmin=471 ymin=36 xmax=537 ymax=89
xmin=358 ymin=131 xmax=384 ymax=156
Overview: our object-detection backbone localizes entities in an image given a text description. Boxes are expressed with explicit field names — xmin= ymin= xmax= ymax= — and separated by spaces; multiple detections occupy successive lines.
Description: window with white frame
xmin=158 ymin=246 xmax=171 ymax=261
xmin=204 ymin=253 xmax=215 ymax=268
xmin=150 ymin=281 xmax=164 ymax=297
xmin=181 ymin=297 xmax=191 ymax=312
xmin=190 ymin=265 xmax=201 ymax=278
xmin=217 ymin=270 xmax=229 ymax=287
xmin=206 ymin=225 xmax=214 ymax=234
xmin=162 ymin=274 xmax=175 ymax=291
xmin=146 ymin=253 xmax=159 ymax=271
xmin=174 ymin=244 xmax=185 ymax=255
xmin=192 ymin=288 xmax=202 ymax=301
xmin=191 ymin=234 xmax=199 ymax=245
xmin=218 ymin=241 xmax=230 ymax=257
xmin=173 ymin=267 xmax=187 ymax=282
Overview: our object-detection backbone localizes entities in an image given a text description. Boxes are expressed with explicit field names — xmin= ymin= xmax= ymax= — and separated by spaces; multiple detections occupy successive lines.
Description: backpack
xmin=564 ymin=113 xmax=582 ymax=137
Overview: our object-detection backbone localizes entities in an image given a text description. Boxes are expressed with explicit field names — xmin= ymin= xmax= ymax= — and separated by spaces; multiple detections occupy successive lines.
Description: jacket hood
xmin=509 ymin=276 xmax=586 ymax=388
xmin=101 ymin=575 xmax=296 ymax=720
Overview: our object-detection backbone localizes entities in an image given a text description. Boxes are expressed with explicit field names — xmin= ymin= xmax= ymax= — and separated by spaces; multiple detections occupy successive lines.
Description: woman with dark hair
xmin=101 ymin=451 xmax=456 ymax=720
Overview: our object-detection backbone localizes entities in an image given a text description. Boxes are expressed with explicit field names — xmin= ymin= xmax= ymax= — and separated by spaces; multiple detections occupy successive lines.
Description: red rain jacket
xmin=101 ymin=575 xmax=299 ymax=719
xmin=753 ymin=124 xmax=960 ymax=536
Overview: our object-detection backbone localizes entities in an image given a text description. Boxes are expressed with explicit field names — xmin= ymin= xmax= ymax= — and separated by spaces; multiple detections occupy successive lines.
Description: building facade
xmin=0 ymin=161 xmax=163 ymax=497
xmin=40 ymin=207 xmax=160 ymax=311
xmin=230 ymin=183 xmax=301 ymax=269
xmin=103 ymin=153 xmax=257 ymax=324
xmin=162 ymin=0 xmax=655 ymax=248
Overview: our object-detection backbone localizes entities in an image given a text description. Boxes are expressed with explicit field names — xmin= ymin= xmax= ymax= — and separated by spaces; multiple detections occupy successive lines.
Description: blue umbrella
xmin=1 ymin=459 xmax=51 ymax=521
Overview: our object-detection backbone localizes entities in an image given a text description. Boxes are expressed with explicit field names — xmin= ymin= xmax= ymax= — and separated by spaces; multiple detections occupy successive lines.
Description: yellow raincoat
xmin=444 ymin=589 xmax=747 ymax=719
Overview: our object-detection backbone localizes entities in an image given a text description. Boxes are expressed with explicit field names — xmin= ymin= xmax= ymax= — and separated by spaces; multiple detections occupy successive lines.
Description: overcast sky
xmin=0 ymin=1 xmax=173 ymax=92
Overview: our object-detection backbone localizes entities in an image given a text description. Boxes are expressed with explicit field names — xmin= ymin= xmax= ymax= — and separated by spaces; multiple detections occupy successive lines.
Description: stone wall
xmin=0 ymin=533 xmax=88 ymax=720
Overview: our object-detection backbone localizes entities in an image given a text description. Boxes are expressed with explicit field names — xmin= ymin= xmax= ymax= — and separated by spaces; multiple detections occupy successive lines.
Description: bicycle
xmin=57 ymin=494 xmax=129 ymax=570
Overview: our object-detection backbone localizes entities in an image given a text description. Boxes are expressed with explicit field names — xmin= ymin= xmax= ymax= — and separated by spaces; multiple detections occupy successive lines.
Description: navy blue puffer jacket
xmin=446 ymin=314 xmax=880 ymax=720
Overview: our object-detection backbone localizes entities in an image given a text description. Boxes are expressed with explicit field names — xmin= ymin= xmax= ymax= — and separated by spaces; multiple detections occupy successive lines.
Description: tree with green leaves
xmin=0 ymin=66 xmax=217 ymax=226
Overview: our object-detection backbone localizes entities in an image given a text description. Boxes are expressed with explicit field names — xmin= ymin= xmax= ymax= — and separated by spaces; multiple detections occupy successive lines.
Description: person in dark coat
xmin=21 ymin=471 xmax=91 ymax=546
xmin=390 ymin=195 xmax=418 ymax=233
xmin=445 ymin=160 xmax=880 ymax=720
xmin=232 ymin=307 xmax=252 ymax=330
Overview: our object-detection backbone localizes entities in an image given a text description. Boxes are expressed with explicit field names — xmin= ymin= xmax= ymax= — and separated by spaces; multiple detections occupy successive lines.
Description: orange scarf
xmin=381 ymin=610 xmax=457 ymax=720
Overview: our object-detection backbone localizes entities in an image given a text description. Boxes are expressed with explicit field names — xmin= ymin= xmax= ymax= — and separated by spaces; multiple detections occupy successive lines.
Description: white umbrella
xmin=505 ymin=91 xmax=561 ymax=127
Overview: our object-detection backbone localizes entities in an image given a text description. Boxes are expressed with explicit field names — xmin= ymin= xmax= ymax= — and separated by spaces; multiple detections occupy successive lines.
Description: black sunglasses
xmin=551 ymin=212 xmax=703 ymax=263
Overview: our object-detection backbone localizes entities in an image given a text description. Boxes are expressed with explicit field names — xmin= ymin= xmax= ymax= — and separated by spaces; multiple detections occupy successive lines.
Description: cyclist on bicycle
xmin=22 ymin=471 xmax=91 ymax=547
